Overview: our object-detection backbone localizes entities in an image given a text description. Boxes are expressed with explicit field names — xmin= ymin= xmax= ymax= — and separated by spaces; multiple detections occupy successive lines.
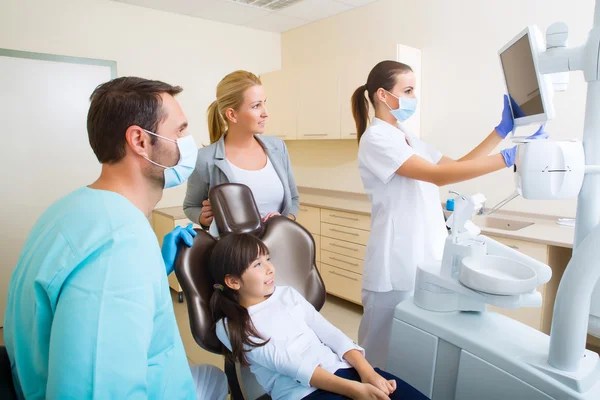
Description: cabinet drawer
xmin=321 ymin=223 xmax=369 ymax=246
xmin=321 ymin=264 xmax=362 ymax=305
xmin=488 ymin=306 xmax=543 ymax=331
xmin=321 ymin=208 xmax=370 ymax=231
xmin=321 ymin=237 xmax=366 ymax=260
xmin=314 ymin=234 xmax=321 ymax=262
xmin=322 ymin=250 xmax=363 ymax=274
xmin=487 ymin=235 xmax=548 ymax=263
xmin=297 ymin=205 xmax=321 ymax=235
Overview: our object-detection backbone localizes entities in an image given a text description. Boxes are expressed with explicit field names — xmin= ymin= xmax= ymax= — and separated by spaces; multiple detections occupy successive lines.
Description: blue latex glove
xmin=500 ymin=125 xmax=549 ymax=167
xmin=495 ymin=94 xmax=515 ymax=138
xmin=162 ymin=223 xmax=197 ymax=276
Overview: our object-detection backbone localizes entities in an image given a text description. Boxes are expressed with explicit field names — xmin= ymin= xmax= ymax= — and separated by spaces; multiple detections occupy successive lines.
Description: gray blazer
xmin=183 ymin=134 xmax=300 ymax=225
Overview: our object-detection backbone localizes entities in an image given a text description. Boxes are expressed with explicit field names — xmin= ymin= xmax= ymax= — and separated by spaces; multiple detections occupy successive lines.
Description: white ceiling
xmin=114 ymin=0 xmax=379 ymax=32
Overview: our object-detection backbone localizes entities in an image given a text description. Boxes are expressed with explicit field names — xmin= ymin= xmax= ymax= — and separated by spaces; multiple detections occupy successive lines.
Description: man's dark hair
xmin=87 ymin=77 xmax=183 ymax=164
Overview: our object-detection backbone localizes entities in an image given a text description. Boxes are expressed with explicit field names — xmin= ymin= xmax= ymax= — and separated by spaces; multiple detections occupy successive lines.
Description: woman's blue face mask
xmin=383 ymin=90 xmax=417 ymax=122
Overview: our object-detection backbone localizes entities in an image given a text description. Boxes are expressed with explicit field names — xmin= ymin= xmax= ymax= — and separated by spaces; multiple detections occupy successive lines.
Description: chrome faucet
xmin=448 ymin=190 xmax=466 ymax=201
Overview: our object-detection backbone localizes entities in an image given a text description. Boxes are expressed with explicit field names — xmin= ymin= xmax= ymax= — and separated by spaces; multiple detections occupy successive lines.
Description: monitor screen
xmin=500 ymin=33 xmax=544 ymax=119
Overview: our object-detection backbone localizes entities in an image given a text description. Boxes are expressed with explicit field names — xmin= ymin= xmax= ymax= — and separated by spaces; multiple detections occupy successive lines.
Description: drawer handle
xmin=330 ymin=243 xmax=359 ymax=252
xmin=330 ymin=228 xmax=359 ymax=237
xmin=299 ymin=208 xmax=308 ymax=212
xmin=330 ymin=214 xmax=360 ymax=221
xmin=329 ymin=257 xmax=359 ymax=267
xmin=303 ymin=133 xmax=328 ymax=137
xmin=329 ymin=270 xmax=359 ymax=281
xmin=508 ymin=245 xmax=520 ymax=250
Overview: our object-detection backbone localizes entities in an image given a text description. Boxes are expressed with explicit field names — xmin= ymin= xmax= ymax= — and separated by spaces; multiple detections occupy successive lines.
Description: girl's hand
xmin=361 ymin=370 xmax=396 ymax=395
xmin=352 ymin=383 xmax=391 ymax=400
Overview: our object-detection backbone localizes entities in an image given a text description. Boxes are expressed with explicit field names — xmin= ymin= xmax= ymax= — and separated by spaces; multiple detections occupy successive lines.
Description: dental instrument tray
xmin=460 ymin=254 xmax=538 ymax=295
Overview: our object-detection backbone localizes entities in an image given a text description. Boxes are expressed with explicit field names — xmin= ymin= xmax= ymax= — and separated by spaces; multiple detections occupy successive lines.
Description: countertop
xmin=152 ymin=186 xmax=575 ymax=249
xmin=296 ymin=187 xmax=574 ymax=249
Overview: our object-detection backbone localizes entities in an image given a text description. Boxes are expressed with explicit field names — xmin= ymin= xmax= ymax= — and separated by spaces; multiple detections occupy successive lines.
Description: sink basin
xmin=473 ymin=217 xmax=534 ymax=231
xmin=460 ymin=255 xmax=538 ymax=295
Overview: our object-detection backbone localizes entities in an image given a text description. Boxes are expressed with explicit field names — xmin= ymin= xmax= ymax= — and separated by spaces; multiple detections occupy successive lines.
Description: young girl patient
xmin=210 ymin=233 xmax=427 ymax=400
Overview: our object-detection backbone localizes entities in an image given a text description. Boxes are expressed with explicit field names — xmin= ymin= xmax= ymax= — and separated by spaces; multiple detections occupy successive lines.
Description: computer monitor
xmin=499 ymin=26 xmax=554 ymax=128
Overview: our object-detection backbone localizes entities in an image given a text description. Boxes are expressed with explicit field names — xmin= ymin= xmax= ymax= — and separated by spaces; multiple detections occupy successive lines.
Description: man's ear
xmin=125 ymin=125 xmax=150 ymax=157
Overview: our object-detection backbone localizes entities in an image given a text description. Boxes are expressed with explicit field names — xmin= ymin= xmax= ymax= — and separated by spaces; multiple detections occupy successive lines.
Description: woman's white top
xmin=216 ymin=286 xmax=364 ymax=400
xmin=358 ymin=117 xmax=448 ymax=292
xmin=227 ymin=157 xmax=285 ymax=218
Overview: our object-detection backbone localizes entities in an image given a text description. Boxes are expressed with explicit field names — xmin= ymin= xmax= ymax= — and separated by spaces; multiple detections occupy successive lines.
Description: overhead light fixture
xmin=222 ymin=0 xmax=303 ymax=11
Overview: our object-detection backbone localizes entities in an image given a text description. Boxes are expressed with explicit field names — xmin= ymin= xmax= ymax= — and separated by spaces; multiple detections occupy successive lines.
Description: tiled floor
xmin=172 ymin=290 xmax=364 ymax=370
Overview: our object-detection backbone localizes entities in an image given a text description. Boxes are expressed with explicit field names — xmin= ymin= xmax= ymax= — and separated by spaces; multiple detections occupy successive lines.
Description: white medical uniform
xmin=357 ymin=117 xmax=448 ymax=368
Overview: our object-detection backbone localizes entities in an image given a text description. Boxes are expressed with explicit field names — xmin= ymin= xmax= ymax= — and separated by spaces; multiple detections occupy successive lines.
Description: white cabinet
xmin=321 ymin=266 xmax=363 ymax=304
xmin=259 ymin=44 xmax=421 ymax=141
xmin=296 ymin=205 xmax=321 ymax=234
xmin=260 ymin=69 xmax=297 ymax=141
xmin=298 ymin=205 xmax=371 ymax=305
xmin=296 ymin=65 xmax=341 ymax=140
xmin=339 ymin=61 xmax=375 ymax=140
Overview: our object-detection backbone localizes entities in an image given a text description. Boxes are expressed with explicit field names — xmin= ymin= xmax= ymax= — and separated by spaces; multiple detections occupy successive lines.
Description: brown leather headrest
xmin=209 ymin=183 xmax=262 ymax=236
xmin=175 ymin=229 xmax=221 ymax=353
xmin=261 ymin=217 xmax=326 ymax=311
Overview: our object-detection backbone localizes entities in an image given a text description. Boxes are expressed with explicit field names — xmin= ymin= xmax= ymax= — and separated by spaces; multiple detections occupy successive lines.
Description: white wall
xmin=284 ymin=0 xmax=594 ymax=217
xmin=0 ymin=57 xmax=114 ymax=326
xmin=0 ymin=0 xmax=281 ymax=208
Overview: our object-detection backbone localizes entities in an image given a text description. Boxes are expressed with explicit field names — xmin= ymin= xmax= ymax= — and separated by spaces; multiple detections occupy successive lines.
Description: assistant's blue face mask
xmin=143 ymin=129 xmax=198 ymax=189
xmin=384 ymin=90 xmax=418 ymax=122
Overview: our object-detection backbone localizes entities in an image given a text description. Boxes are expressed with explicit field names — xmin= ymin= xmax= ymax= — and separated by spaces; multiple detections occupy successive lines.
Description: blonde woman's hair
xmin=207 ymin=70 xmax=262 ymax=144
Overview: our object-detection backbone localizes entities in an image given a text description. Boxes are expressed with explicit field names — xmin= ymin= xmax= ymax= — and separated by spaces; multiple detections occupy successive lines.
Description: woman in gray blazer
xmin=183 ymin=70 xmax=299 ymax=229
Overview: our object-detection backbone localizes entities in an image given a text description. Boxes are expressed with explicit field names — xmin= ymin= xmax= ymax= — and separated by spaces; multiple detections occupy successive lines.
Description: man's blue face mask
xmin=143 ymin=129 xmax=198 ymax=189
xmin=384 ymin=90 xmax=418 ymax=122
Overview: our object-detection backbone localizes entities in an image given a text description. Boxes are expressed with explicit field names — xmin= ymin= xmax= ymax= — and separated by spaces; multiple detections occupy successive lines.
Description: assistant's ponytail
xmin=351 ymin=85 xmax=369 ymax=144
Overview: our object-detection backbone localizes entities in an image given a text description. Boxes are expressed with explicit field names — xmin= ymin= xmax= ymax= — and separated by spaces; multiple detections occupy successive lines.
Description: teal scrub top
xmin=4 ymin=187 xmax=197 ymax=399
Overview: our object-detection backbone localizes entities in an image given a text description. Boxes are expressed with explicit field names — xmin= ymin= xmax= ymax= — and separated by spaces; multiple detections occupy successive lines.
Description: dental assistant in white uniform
xmin=351 ymin=60 xmax=524 ymax=368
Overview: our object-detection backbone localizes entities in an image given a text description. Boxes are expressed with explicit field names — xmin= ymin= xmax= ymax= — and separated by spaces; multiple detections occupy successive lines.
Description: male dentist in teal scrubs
xmin=4 ymin=77 xmax=228 ymax=399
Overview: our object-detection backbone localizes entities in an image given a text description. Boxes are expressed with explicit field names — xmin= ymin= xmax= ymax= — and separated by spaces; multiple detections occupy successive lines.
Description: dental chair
xmin=175 ymin=183 xmax=326 ymax=400
xmin=0 ymin=346 xmax=17 ymax=400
